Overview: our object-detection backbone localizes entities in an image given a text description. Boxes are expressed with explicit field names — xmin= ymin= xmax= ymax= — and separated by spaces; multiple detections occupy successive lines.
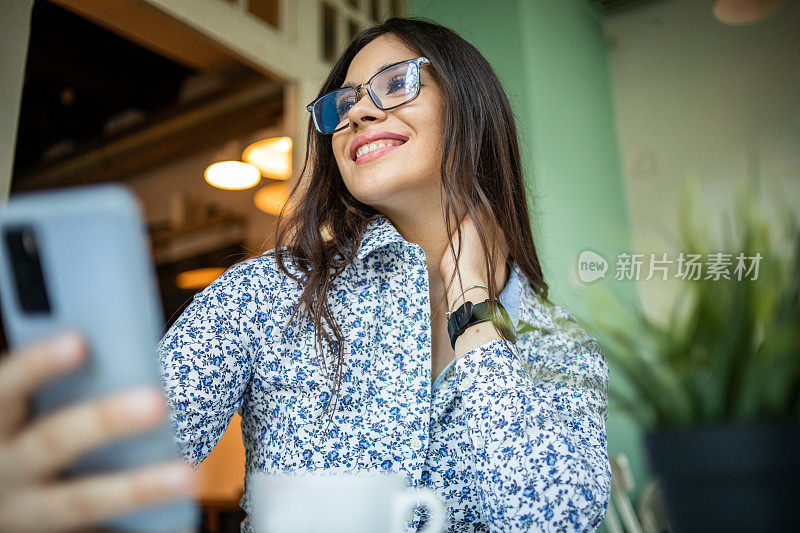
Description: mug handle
xmin=391 ymin=487 xmax=446 ymax=533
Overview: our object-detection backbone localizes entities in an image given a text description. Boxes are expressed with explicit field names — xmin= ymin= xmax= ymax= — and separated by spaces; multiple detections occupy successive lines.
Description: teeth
xmin=355 ymin=139 xmax=403 ymax=159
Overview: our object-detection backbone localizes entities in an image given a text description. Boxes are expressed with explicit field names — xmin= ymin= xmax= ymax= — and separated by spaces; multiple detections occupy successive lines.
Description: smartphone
xmin=0 ymin=184 xmax=198 ymax=532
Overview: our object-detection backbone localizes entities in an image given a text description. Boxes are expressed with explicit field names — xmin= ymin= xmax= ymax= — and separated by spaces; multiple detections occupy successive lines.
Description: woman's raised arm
xmin=157 ymin=261 xmax=258 ymax=468
xmin=452 ymin=313 xmax=611 ymax=531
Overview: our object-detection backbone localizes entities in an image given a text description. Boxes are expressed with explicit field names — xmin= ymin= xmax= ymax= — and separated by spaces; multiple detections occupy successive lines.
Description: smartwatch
xmin=447 ymin=299 xmax=516 ymax=350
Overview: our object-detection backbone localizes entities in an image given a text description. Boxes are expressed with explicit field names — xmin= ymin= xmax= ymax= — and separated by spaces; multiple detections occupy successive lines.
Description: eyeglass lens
xmin=312 ymin=60 xmax=422 ymax=134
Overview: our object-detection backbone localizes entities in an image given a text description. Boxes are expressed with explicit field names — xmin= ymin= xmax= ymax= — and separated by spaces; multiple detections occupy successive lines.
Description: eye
xmin=385 ymin=75 xmax=413 ymax=95
xmin=335 ymin=95 xmax=356 ymax=114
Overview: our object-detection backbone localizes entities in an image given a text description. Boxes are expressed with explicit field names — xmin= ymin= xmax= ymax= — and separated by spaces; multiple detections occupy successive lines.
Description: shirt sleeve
xmin=451 ymin=308 xmax=611 ymax=531
xmin=156 ymin=264 xmax=254 ymax=468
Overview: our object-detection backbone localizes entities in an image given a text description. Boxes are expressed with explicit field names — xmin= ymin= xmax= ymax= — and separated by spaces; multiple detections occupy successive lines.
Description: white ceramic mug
xmin=249 ymin=471 xmax=446 ymax=533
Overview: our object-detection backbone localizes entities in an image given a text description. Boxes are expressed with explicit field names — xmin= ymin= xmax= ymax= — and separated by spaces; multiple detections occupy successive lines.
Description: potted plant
xmin=580 ymin=179 xmax=800 ymax=532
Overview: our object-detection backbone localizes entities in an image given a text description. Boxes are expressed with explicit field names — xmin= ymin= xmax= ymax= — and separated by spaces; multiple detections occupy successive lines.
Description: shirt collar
xmin=355 ymin=215 xmax=408 ymax=261
xmin=356 ymin=215 xmax=546 ymax=329
xmin=498 ymin=265 xmax=522 ymax=327
xmin=512 ymin=262 xmax=554 ymax=331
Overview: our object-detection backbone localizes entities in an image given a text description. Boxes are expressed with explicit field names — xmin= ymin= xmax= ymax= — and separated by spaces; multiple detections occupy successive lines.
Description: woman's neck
xmin=385 ymin=209 xmax=452 ymax=317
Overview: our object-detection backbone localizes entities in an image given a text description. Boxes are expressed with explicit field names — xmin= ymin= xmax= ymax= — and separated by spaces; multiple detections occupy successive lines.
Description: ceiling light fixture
xmin=175 ymin=267 xmax=227 ymax=290
xmin=712 ymin=0 xmax=785 ymax=25
xmin=204 ymin=160 xmax=261 ymax=190
xmin=254 ymin=182 xmax=291 ymax=216
xmin=242 ymin=137 xmax=293 ymax=180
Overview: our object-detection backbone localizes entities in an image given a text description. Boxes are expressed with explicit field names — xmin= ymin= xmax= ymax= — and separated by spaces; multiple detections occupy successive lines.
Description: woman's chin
xmin=351 ymin=190 xmax=400 ymax=212
xmin=345 ymin=173 xmax=404 ymax=203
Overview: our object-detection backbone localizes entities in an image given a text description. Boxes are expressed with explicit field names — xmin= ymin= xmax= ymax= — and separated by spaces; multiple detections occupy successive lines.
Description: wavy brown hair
xmin=267 ymin=17 xmax=550 ymax=415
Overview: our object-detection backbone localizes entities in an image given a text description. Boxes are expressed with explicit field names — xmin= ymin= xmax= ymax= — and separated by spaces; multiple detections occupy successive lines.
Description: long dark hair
xmin=268 ymin=17 xmax=550 ymax=415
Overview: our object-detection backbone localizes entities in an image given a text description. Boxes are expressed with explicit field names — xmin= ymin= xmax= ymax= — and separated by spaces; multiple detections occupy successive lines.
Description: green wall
xmin=0 ymin=0 xmax=34 ymax=201
xmin=411 ymin=0 xmax=647 ymax=514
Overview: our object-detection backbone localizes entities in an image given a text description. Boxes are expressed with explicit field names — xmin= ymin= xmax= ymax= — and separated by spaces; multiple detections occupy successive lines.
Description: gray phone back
xmin=0 ymin=184 xmax=198 ymax=531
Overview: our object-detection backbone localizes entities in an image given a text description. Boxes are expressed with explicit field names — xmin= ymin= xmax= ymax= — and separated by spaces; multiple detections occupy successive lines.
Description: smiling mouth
xmin=354 ymin=140 xmax=407 ymax=164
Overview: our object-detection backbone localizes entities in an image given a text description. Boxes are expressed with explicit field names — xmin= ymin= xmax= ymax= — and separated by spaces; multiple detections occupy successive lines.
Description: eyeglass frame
xmin=305 ymin=56 xmax=431 ymax=134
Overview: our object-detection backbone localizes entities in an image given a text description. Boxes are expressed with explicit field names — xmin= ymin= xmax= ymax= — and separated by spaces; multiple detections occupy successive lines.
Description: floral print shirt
xmin=157 ymin=216 xmax=611 ymax=532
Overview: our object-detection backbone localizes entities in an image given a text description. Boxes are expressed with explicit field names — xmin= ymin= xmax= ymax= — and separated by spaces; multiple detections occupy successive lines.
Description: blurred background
xmin=1 ymin=0 xmax=798 ymax=531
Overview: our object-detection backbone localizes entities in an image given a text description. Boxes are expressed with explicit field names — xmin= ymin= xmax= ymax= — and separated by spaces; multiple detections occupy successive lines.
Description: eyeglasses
xmin=306 ymin=57 xmax=430 ymax=134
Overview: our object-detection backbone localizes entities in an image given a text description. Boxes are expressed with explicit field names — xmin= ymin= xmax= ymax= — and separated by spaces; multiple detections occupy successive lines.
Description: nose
xmin=347 ymin=86 xmax=387 ymax=129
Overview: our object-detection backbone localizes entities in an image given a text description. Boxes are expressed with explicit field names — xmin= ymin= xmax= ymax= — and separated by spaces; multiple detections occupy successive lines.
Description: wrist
xmin=447 ymin=298 xmax=515 ymax=354
xmin=447 ymin=284 xmax=489 ymax=312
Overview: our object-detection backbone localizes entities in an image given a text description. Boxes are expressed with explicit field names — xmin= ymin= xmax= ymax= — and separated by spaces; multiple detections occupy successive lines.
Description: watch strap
xmin=447 ymin=299 xmax=515 ymax=350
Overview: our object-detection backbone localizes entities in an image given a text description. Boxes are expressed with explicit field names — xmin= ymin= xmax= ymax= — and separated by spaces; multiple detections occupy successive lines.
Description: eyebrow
xmin=341 ymin=62 xmax=399 ymax=88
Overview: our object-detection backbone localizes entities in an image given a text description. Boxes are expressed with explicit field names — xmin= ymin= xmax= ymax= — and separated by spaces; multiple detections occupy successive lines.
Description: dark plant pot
xmin=645 ymin=421 xmax=800 ymax=532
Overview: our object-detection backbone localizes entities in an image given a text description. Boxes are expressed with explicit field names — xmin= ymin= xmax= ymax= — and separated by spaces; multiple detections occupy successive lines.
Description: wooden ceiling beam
xmin=50 ymin=0 xmax=242 ymax=74
xmin=14 ymin=80 xmax=283 ymax=191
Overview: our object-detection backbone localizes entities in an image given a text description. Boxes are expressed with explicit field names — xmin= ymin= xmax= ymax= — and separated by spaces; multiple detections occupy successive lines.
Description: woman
xmin=159 ymin=17 xmax=610 ymax=532
xmin=0 ymin=16 xmax=610 ymax=533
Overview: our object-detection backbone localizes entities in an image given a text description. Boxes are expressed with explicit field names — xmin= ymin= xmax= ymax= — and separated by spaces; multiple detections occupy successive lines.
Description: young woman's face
xmin=331 ymin=34 xmax=445 ymax=216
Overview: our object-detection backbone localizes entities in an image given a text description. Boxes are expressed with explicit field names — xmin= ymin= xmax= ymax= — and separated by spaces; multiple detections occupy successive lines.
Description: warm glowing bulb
xmin=254 ymin=182 xmax=291 ymax=216
xmin=242 ymin=137 xmax=292 ymax=180
xmin=175 ymin=267 xmax=227 ymax=290
xmin=713 ymin=0 xmax=785 ymax=24
xmin=204 ymin=161 xmax=261 ymax=190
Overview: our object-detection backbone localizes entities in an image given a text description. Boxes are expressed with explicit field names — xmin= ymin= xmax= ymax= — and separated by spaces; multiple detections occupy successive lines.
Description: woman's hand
xmin=0 ymin=332 xmax=195 ymax=533
xmin=439 ymin=213 xmax=509 ymax=311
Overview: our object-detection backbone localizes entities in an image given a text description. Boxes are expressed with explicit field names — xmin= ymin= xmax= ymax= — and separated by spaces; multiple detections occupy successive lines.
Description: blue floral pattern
xmin=157 ymin=216 xmax=611 ymax=532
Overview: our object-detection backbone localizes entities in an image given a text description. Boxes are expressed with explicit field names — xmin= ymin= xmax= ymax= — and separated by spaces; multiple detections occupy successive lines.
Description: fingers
xmin=441 ymin=212 xmax=509 ymax=297
xmin=0 ymin=336 xmax=193 ymax=533
xmin=466 ymin=212 xmax=508 ymax=253
xmin=3 ymin=387 xmax=167 ymax=485
xmin=457 ymin=212 xmax=508 ymax=263
xmin=0 ymin=333 xmax=86 ymax=437
xmin=470 ymin=212 xmax=509 ymax=267
xmin=0 ymin=460 xmax=195 ymax=533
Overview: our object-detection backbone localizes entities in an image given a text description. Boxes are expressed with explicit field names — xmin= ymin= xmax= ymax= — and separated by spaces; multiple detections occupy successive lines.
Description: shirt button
xmin=472 ymin=433 xmax=485 ymax=449
xmin=415 ymin=440 xmax=426 ymax=451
